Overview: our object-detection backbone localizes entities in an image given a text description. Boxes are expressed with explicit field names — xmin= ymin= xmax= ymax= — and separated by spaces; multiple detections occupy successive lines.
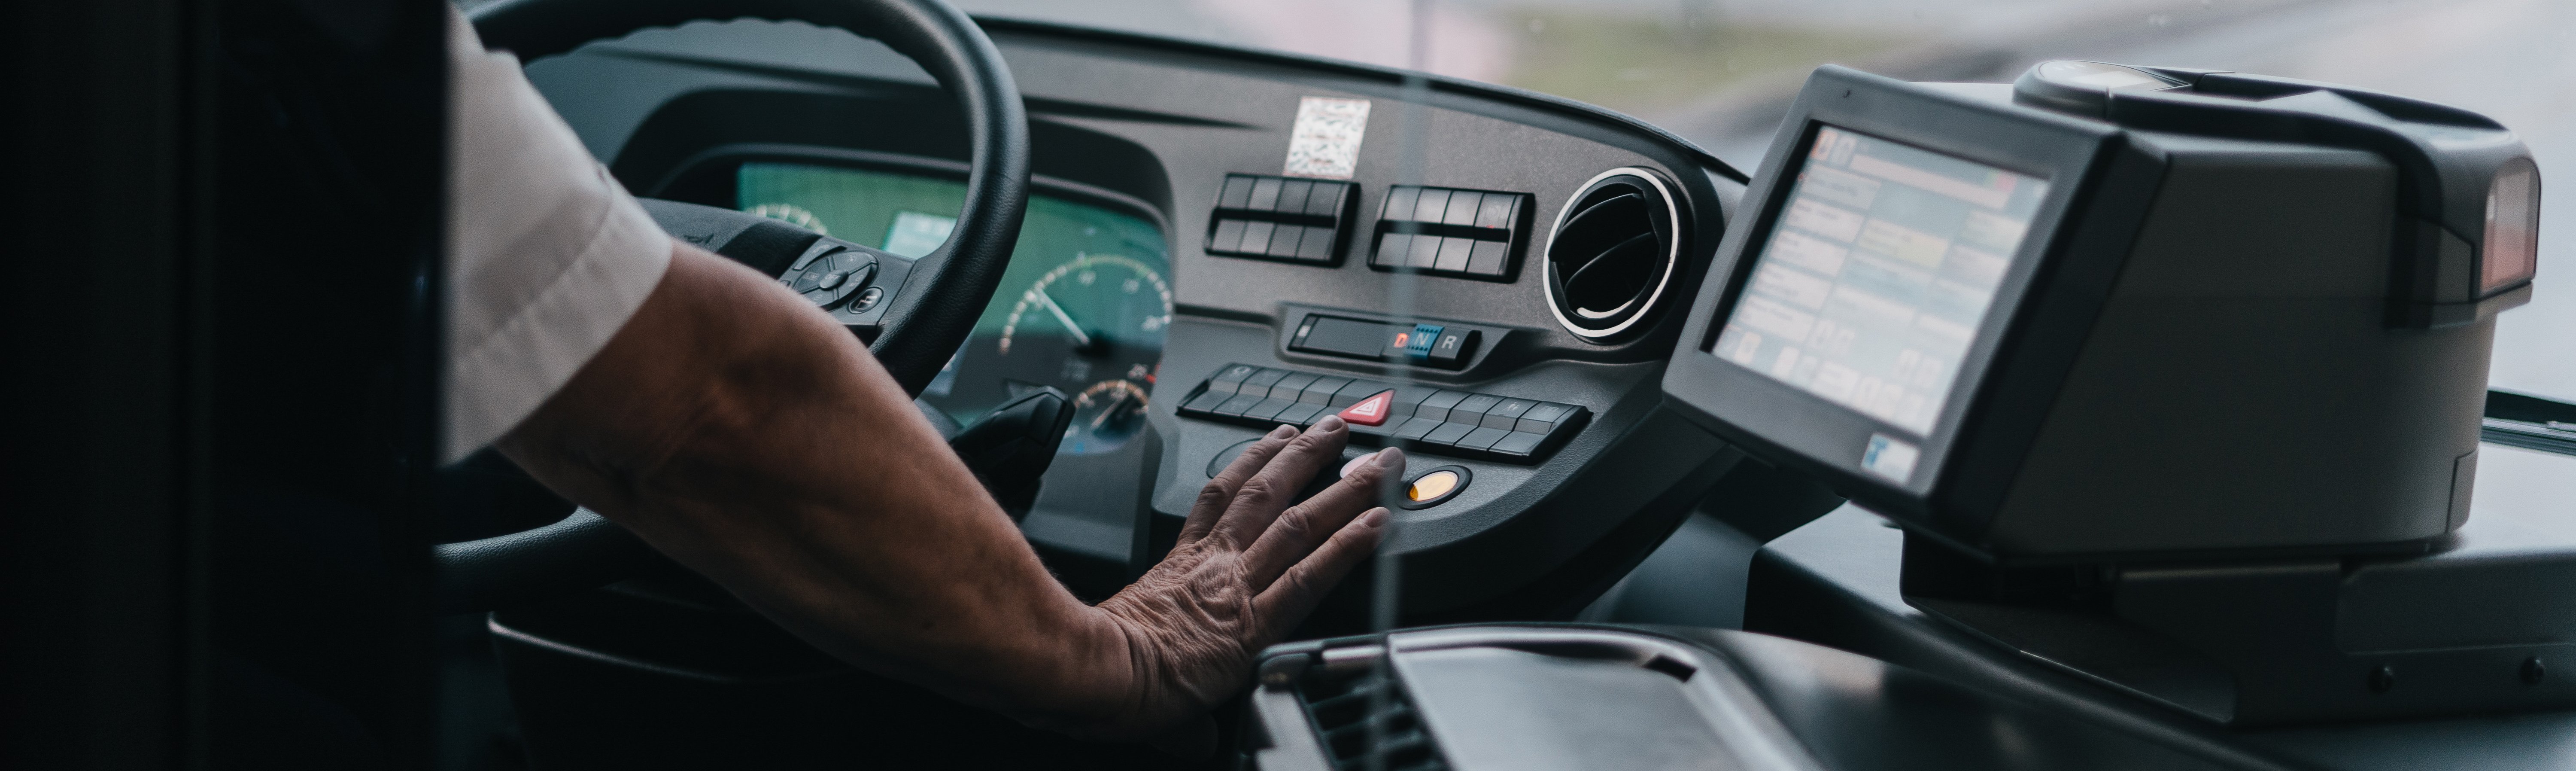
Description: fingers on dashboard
xmin=1241 ymin=460 xmax=1380 ymax=585
xmin=1215 ymin=428 xmax=1348 ymax=545
xmin=1186 ymin=429 xmax=1298 ymax=542
xmin=1250 ymin=506 xmax=1390 ymax=625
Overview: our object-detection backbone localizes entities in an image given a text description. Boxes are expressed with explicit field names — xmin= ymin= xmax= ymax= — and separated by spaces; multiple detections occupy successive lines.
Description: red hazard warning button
xmin=1338 ymin=390 xmax=1396 ymax=426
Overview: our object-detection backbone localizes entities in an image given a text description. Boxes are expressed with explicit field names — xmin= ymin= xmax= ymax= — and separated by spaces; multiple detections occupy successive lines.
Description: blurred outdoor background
xmin=952 ymin=0 xmax=2576 ymax=400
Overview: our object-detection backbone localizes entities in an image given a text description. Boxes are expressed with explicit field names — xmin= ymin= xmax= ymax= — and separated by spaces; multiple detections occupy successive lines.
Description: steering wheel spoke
xmin=772 ymin=236 xmax=917 ymax=341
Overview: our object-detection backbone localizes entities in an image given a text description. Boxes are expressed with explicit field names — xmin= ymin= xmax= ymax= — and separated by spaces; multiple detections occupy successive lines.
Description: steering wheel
xmin=435 ymin=0 xmax=1030 ymax=614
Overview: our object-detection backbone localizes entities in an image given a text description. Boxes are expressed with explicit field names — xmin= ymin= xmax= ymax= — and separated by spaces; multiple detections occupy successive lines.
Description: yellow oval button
xmin=1406 ymin=470 xmax=1461 ymax=502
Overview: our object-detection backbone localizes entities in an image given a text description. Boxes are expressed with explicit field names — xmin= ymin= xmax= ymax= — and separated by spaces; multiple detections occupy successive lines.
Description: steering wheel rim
xmin=437 ymin=0 xmax=1029 ymax=615
xmin=469 ymin=0 xmax=1029 ymax=396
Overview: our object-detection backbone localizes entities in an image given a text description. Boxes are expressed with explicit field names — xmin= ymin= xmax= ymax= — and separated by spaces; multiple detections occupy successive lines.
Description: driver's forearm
xmin=498 ymin=241 xmax=1132 ymax=724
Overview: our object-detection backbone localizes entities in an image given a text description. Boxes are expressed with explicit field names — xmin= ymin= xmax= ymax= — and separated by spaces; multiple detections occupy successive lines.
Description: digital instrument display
xmin=1713 ymin=125 xmax=2048 ymax=437
xmin=738 ymin=162 xmax=1171 ymax=455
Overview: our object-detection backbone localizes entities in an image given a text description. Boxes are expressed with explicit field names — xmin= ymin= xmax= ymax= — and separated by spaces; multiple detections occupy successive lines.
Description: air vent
xmin=1297 ymin=661 xmax=1450 ymax=771
xmin=1543 ymin=168 xmax=1684 ymax=342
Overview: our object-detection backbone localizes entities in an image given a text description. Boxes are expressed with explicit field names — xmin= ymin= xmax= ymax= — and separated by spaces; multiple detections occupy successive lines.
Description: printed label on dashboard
xmin=1285 ymin=96 xmax=1370 ymax=180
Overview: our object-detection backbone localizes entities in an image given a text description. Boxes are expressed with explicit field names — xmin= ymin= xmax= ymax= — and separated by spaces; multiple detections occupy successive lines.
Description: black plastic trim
xmin=642 ymin=142 xmax=1169 ymax=240
xmin=960 ymin=15 xmax=1748 ymax=184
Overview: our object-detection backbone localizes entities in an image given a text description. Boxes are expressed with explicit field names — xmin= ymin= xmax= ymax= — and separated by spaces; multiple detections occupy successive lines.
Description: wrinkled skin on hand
xmin=499 ymin=241 xmax=1392 ymax=758
xmin=1085 ymin=415 xmax=1397 ymax=754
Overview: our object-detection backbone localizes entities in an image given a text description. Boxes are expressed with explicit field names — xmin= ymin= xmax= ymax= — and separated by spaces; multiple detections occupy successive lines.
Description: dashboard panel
xmin=728 ymin=160 xmax=1172 ymax=455
xmin=526 ymin=17 xmax=1750 ymax=621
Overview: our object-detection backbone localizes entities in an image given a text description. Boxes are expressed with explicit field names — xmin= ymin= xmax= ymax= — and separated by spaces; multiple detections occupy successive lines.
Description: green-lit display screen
xmin=738 ymin=162 xmax=1171 ymax=455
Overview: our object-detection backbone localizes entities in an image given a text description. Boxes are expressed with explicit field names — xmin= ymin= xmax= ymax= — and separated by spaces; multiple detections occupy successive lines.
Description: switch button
xmin=1338 ymin=390 xmax=1396 ymax=426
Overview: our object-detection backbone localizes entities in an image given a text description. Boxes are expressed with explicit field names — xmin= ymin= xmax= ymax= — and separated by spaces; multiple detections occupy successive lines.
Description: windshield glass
xmin=957 ymin=0 xmax=2575 ymax=402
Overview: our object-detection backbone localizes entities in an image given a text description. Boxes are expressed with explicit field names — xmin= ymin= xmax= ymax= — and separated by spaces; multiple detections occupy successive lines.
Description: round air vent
xmin=1543 ymin=168 xmax=1684 ymax=342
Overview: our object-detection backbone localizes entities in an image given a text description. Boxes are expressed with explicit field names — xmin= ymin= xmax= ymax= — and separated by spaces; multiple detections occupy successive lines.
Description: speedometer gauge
xmin=1070 ymin=379 xmax=1152 ymax=454
xmin=999 ymin=253 xmax=1171 ymax=358
xmin=990 ymin=253 xmax=1170 ymax=454
xmin=744 ymin=202 xmax=829 ymax=235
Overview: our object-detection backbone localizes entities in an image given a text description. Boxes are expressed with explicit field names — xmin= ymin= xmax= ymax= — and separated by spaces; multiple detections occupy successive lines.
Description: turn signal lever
xmin=947 ymin=387 xmax=1075 ymax=520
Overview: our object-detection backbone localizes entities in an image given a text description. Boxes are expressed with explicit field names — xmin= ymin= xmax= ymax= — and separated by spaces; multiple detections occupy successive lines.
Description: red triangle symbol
xmin=1339 ymin=390 xmax=1395 ymax=426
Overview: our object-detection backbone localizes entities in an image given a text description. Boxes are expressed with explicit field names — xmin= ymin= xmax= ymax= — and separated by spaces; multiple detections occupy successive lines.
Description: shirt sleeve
xmin=442 ymin=5 xmax=673 ymax=464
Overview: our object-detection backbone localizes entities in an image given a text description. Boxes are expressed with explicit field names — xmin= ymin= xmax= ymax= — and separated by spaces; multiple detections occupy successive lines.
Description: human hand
xmin=1081 ymin=415 xmax=1397 ymax=750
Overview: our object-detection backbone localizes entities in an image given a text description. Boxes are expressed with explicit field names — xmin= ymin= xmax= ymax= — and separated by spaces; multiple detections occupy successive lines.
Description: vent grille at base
xmin=1297 ymin=662 xmax=1449 ymax=771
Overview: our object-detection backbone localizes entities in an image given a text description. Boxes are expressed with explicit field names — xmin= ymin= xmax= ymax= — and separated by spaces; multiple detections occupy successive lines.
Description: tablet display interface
xmin=1713 ymin=125 xmax=2050 ymax=436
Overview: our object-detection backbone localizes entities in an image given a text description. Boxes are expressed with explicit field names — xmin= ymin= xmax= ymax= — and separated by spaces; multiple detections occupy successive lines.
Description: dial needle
xmin=1034 ymin=288 xmax=1094 ymax=349
xmin=1091 ymin=391 xmax=1133 ymax=430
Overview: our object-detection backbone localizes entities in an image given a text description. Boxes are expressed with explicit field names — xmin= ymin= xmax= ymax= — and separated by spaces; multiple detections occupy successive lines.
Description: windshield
xmin=957 ymin=0 xmax=2574 ymax=403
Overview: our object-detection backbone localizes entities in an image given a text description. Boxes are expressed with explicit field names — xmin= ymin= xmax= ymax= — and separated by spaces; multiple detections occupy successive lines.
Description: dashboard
xmin=441 ymin=12 xmax=2576 ymax=768
xmin=731 ymin=161 xmax=1172 ymax=455
xmin=527 ymin=16 xmax=1750 ymax=622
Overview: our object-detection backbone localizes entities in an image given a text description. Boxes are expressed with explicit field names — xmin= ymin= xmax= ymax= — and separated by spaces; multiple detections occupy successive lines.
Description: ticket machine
xmin=1245 ymin=61 xmax=2555 ymax=769
xmin=1664 ymin=61 xmax=2544 ymax=726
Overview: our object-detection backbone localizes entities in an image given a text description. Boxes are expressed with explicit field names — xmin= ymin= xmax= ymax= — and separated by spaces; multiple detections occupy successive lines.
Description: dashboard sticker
xmin=1285 ymin=96 xmax=1370 ymax=180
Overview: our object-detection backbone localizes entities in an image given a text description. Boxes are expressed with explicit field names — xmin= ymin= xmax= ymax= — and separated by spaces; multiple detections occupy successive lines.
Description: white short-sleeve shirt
xmin=443 ymin=6 xmax=673 ymax=463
